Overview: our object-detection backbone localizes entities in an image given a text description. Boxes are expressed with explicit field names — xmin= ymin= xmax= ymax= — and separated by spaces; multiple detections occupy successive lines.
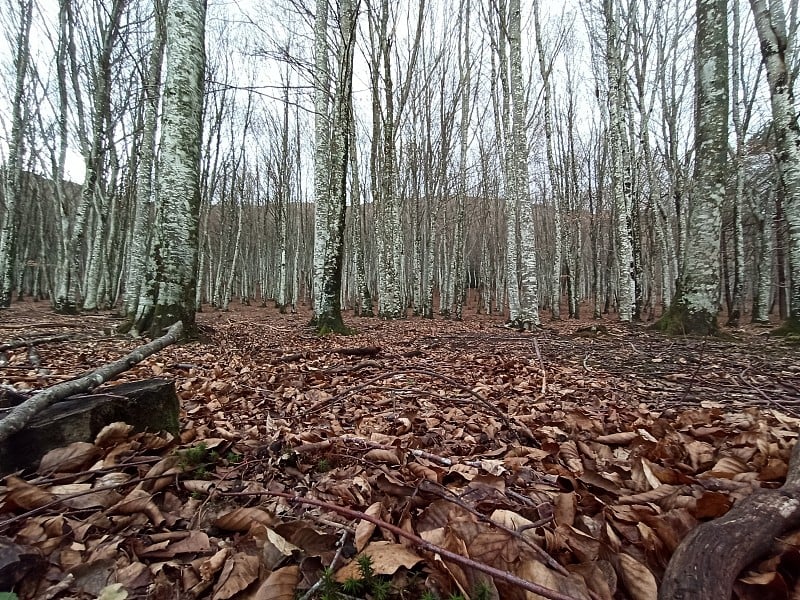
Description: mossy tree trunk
xmin=128 ymin=0 xmax=205 ymax=339
xmin=657 ymin=0 xmax=728 ymax=336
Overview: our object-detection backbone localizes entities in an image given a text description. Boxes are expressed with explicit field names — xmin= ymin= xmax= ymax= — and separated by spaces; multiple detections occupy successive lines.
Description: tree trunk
xmin=657 ymin=0 xmax=728 ymax=335
xmin=0 ymin=0 xmax=33 ymax=309
xmin=131 ymin=0 xmax=205 ymax=338
xmin=750 ymin=0 xmax=800 ymax=332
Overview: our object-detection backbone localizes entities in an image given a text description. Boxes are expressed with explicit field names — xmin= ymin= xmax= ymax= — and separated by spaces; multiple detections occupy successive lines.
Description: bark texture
xmin=658 ymin=0 xmax=728 ymax=335
xmin=132 ymin=0 xmax=205 ymax=338
xmin=750 ymin=0 xmax=800 ymax=331
xmin=660 ymin=440 xmax=800 ymax=599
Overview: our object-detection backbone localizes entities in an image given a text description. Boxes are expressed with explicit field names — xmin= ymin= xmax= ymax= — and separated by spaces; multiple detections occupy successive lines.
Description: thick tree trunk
xmin=658 ymin=0 xmax=728 ymax=335
xmin=130 ymin=0 xmax=205 ymax=338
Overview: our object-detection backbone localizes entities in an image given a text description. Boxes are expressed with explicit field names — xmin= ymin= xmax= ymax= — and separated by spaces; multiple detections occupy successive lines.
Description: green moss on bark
xmin=654 ymin=300 xmax=719 ymax=336
xmin=770 ymin=317 xmax=800 ymax=338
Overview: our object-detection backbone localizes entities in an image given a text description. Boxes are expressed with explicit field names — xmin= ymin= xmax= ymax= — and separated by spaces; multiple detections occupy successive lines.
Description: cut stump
xmin=0 ymin=378 xmax=179 ymax=474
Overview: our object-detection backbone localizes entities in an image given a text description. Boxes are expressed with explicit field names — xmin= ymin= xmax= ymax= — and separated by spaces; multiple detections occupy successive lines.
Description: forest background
xmin=0 ymin=0 xmax=794 ymax=335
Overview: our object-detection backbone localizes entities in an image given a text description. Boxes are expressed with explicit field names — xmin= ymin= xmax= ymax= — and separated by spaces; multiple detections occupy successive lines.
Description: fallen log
xmin=0 ymin=321 xmax=183 ymax=445
xmin=659 ymin=439 xmax=800 ymax=599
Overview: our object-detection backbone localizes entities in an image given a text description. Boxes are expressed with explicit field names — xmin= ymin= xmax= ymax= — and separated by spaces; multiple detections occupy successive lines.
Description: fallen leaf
xmin=253 ymin=565 xmax=300 ymax=600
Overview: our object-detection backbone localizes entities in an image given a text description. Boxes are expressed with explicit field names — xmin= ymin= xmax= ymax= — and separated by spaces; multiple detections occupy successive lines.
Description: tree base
xmin=653 ymin=301 xmax=719 ymax=336
xmin=660 ymin=440 xmax=800 ymax=599
xmin=770 ymin=318 xmax=800 ymax=337
xmin=311 ymin=313 xmax=352 ymax=335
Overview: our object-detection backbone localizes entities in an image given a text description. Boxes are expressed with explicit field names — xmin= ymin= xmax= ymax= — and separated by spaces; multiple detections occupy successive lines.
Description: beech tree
xmin=312 ymin=0 xmax=357 ymax=333
xmin=749 ymin=0 xmax=800 ymax=332
xmin=602 ymin=0 xmax=635 ymax=323
xmin=128 ymin=0 xmax=206 ymax=337
xmin=0 ymin=0 xmax=33 ymax=308
xmin=658 ymin=0 xmax=728 ymax=334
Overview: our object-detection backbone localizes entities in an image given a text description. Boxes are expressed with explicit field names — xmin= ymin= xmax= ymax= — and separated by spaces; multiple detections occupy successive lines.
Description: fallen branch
xmin=659 ymin=439 xmax=800 ymax=599
xmin=0 ymin=321 xmax=183 ymax=444
xmin=0 ymin=334 xmax=73 ymax=353
xmin=221 ymin=489 xmax=583 ymax=600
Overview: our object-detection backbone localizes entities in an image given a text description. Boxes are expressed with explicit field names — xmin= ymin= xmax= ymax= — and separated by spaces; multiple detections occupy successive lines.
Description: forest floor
xmin=1 ymin=299 xmax=799 ymax=600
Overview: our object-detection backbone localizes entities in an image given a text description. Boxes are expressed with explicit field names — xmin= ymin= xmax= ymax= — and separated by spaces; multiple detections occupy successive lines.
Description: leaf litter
xmin=0 ymin=301 xmax=799 ymax=599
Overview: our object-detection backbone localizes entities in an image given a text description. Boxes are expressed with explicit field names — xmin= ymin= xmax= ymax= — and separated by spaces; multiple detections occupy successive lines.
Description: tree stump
xmin=0 ymin=378 xmax=180 ymax=474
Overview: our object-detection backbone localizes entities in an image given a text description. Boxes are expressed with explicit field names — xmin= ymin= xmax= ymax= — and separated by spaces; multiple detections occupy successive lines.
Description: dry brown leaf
xmin=335 ymin=542 xmax=424 ymax=582
xmin=211 ymin=552 xmax=260 ymax=600
xmin=6 ymin=476 xmax=57 ymax=510
xmin=617 ymin=553 xmax=658 ymax=600
xmin=94 ymin=422 xmax=134 ymax=447
xmin=200 ymin=548 xmax=230 ymax=581
xmin=685 ymin=440 xmax=715 ymax=471
xmin=253 ymin=565 xmax=300 ymax=600
xmin=108 ymin=488 xmax=164 ymax=526
xmin=355 ymin=501 xmax=382 ymax=552
xmin=618 ymin=484 xmax=684 ymax=505
xmin=140 ymin=531 xmax=210 ymax=558
xmin=363 ymin=448 xmax=402 ymax=465
xmin=554 ymin=492 xmax=576 ymax=527
xmin=508 ymin=557 xmax=591 ymax=600
xmin=568 ymin=561 xmax=616 ymax=600
xmin=214 ymin=507 xmax=275 ymax=531
xmin=595 ymin=431 xmax=639 ymax=445
xmin=38 ymin=442 xmax=100 ymax=473
xmin=559 ymin=440 xmax=584 ymax=475
xmin=406 ymin=461 xmax=439 ymax=482
xmin=138 ymin=455 xmax=181 ymax=493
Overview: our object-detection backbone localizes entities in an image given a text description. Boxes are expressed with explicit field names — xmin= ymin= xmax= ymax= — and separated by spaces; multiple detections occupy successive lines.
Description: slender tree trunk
xmin=125 ymin=1 xmax=165 ymax=320
xmin=0 ymin=0 xmax=33 ymax=308
xmin=604 ymin=0 xmax=635 ymax=323
xmin=312 ymin=0 xmax=357 ymax=333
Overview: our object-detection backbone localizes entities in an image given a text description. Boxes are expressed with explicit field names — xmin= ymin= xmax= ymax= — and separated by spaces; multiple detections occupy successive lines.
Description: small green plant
xmin=0 ymin=593 xmax=19 ymax=600
xmin=225 ymin=451 xmax=243 ymax=464
xmin=317 ymin=567 xmax=341 ymax=600
xmin=180 ymin=442 xmax=210 ymax=467
xmin=313 ymin=553 xmax=394 ymax=600
xmin=177 ymin=442 xmax=222 ymax=478
xmin=316 ymin=458 xmax=332 ymax=473
xmin=472 ymin=581 xmax=493 ymax=600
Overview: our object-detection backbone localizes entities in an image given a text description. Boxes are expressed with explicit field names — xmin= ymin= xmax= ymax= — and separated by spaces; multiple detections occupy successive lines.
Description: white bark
xmin=451 ymin=0 xmax=471 ymax=321
xmin=125 ymin=2 xmax=165 ymax=319
xmin=604 ymin=0 xmax=635 ymax=322
xmin=508 ymin=0 xmax=540 ymax=328
xmin=669 ymin=0 xmax=728 ymax=333
xmin=312 ymin=0 xmax=331 ymax=315
xmin=750 ymin=0 xmax=800 ymax=325
xmin=312 ymin=0 xmax=356 ymax=330
xmin=134 ymin=0 xmax=205 ymax=336
xmin=0 ymin=0 xmax=32 ymax=308
xmin=533 ymin=0 xmax=561 ymax=320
